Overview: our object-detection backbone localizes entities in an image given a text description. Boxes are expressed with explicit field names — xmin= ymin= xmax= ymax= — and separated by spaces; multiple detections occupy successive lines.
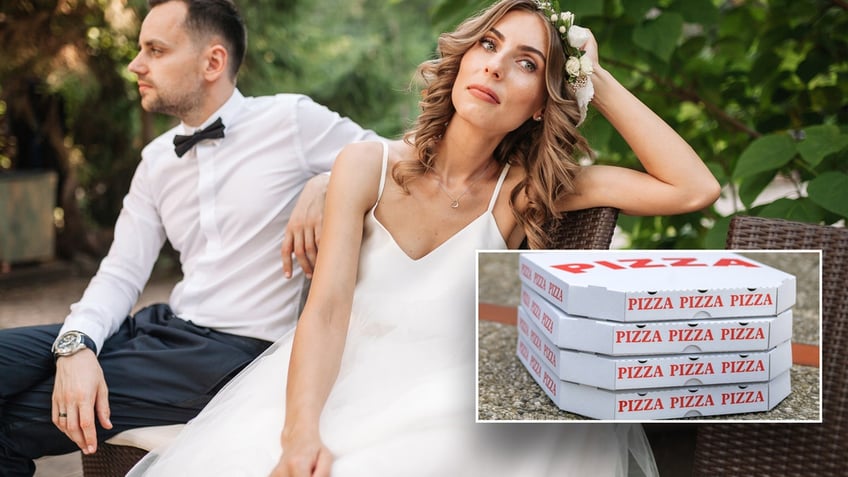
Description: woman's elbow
xmin=684 ymin=177 xmax=721 ymax=212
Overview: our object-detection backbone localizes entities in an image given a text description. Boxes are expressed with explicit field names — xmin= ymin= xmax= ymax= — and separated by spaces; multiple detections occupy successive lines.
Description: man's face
xmin=127 ymin=1 xmax=206 ymax=119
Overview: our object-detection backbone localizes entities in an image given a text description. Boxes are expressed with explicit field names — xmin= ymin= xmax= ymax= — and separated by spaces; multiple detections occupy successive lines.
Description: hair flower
xmin=567 ymin=25 xmax=590 ymax=49
xmin=536 ymin=0 xmax=594 ymax=125
xmin=579 ymin=55 xmax=594 ymax=75
xmin=565 ymin=57 xmax=581 ymax=77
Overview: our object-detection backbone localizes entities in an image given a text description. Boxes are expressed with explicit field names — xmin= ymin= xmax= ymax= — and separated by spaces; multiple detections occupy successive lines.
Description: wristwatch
xmin=52 ymin=330 xmax=97 ymax=358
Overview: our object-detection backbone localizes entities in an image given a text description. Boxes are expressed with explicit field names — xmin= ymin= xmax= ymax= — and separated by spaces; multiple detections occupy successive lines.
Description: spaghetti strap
xmin=486 ymin=163 xmax=511 ymax=212
xmin=375 ymin=142 xmax=389 ymax=203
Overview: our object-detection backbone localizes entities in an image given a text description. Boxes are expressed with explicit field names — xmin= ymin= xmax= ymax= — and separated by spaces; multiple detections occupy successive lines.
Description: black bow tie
xmin=173 ymin=117 xmax=225 ymax=157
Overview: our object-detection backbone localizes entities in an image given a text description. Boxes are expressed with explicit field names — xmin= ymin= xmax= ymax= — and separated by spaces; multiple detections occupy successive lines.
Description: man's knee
xmin=0 ymin=325 xmax=59 ymax=399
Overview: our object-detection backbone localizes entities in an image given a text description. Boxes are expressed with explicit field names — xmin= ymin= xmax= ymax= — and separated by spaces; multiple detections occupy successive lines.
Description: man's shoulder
xmin=242 ymin=93 xmax=316 ymax=112
xmin=142 ymin=123 xmax=182 ymax=158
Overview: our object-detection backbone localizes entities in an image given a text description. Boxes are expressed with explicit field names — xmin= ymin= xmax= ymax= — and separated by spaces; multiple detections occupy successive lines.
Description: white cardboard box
xmin=520 ymin=284 xmax=793 ymax=355
xmin=517 ymin=306 xmax=792 ymax=389
xmin=519 ymin=251 xmax=796 ymax=322
xmin=516 ymin=334 xmax=792 ymax=420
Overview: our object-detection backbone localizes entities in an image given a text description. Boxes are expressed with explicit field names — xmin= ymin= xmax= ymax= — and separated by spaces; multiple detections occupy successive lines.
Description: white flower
xmin=579 ymin=55 xmax=594 ymax=75
xmin=565 ymin=56 xmax=581 ymax=77
xmin=567 ymin=24 xmax=590 ymax=49
xmin=551 ymin=13 xmax=558 ymax=22
xmin=561 ymin=11 xmax=574 ymax=25
xmin=559 ymin=26 xmax=566 ymax=34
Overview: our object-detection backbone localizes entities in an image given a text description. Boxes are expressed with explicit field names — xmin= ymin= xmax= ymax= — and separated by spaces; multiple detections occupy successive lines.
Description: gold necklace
xmin=430 ymin=161 xmax=494 ymax=209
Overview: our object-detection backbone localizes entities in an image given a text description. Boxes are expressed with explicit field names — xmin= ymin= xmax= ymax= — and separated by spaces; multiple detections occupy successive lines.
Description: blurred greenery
xmin=1 ymin=0 xmax=846 ymax=257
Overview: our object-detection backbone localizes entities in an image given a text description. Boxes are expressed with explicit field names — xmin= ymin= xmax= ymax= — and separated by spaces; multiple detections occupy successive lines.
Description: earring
xmin=533 ymin=114 xmax=543 ymax=122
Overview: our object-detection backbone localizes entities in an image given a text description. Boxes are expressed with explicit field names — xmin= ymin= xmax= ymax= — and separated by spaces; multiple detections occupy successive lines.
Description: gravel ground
xmin=477 ymin=251 xmax=821 ymax=422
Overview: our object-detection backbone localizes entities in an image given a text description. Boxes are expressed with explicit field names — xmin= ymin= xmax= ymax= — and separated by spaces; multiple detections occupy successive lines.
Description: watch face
xmin=55 ymin=332 xmax=83 ymax=355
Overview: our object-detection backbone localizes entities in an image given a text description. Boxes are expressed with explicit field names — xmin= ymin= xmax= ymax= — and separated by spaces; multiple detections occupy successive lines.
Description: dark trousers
xmin=0 ymin=304 xmax=272 ymax=477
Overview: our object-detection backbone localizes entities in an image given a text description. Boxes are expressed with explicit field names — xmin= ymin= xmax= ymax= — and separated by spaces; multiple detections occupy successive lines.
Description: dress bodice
xmin=350 ymin=142 xmax=509 ymax=337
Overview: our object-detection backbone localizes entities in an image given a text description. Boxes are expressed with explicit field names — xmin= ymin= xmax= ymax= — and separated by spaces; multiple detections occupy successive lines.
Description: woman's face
xmin=452 ymin=9 xmax=549 ymax=135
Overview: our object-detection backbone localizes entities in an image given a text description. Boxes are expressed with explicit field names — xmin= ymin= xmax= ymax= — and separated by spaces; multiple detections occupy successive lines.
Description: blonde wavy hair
xmin=398 ymin=0 xmax=593 ymax=249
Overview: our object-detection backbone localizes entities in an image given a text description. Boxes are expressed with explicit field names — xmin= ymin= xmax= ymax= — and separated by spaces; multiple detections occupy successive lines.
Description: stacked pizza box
xmin=514 ymin=251 xmax=795 ymax=420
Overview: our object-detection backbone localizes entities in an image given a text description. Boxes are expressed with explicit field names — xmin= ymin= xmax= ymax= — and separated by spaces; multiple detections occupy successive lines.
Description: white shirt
xmin=60 ymin=90 xmax=378 ymax=350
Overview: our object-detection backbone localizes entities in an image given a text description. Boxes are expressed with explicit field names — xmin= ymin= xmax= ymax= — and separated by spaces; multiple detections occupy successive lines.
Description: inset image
xmin=477 ymin=250 xmax=821 ymax=422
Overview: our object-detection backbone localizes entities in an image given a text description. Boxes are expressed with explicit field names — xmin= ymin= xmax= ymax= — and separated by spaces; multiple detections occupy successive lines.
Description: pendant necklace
xmin=431 ymin=160 xmax=493 ymax=209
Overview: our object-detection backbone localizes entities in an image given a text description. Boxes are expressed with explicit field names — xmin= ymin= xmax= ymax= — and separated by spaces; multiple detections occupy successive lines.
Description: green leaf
xmin=738 ymin=171 xmax=778 ymax=208
xmin=704 ymin=215 xmax=733 ymax=249
xmin=429 ymin=0 xmax=489 ymax=31
xmin=732 ymin=133 xmax=796 ymax=179
xmin=668 ymin=0 xmax=719 ymax=26
xmin=797 ymin=125 xmax=848 ymax=168
xmin=620 ymin=0 xmax=655 ymax=21
xmin=807 ymin=172 xmax=848 ymax=218
xmin=568 ymin=0 xmax=604 ymax=17
xmin=796 ymin=47 xmax=830 ymax=83
xmin=757 ymin=198 xmax=826 ymax=223
xmin=632 ymin=12 xmax=684 ymax=63
xmin=580 ymin=114 xmax=613 ymax=152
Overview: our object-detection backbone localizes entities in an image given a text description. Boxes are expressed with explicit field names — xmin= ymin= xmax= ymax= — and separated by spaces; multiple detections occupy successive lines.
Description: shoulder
xmin=243 ymin=93 xmax=339 ymax=118
xmin=236 ymin=93 xmax=327 ymax=122
xmin=328 ymin=141 xmax=394 ymax=207
xmin=331 ymin=140 xmax=394 ymax=184
xmin=140 ymin=123 xmax=181 ymax=162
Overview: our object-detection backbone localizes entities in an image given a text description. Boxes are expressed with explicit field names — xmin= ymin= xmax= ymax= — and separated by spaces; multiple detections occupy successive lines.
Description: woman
xmin=131 ymin=1 xmax=719 ymax=475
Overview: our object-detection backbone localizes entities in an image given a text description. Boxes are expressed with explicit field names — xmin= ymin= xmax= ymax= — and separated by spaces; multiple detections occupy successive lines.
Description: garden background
xmin=2 ymin=0 xmax=846 ymax=265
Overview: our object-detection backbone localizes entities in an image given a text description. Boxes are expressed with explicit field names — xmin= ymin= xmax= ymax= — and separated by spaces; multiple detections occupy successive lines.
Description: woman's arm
xmin=559 ymin=35 xmax=721 ymax=215
xmin=271 ymin=142 xmax=384 ymax=477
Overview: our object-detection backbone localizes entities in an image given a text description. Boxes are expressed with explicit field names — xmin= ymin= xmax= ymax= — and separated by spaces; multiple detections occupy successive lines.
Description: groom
xmin=0 ymin=1 xmax=377 ymax=475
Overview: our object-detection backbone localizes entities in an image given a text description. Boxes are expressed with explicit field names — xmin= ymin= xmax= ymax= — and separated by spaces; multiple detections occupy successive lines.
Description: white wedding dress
xmin=129 ymin=143 xmax=658 ymax=476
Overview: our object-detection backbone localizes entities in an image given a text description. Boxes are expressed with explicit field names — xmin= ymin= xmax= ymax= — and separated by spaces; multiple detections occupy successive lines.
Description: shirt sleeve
xmin=293 ymin=96 xmax=382 ymax=174
xmin=59 ymin=155 xmax=167 ymax=353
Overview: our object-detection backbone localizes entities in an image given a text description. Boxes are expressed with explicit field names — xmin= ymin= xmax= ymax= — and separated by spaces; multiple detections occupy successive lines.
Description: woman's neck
xmin=435 ymin=119 xmax=504 ymax=180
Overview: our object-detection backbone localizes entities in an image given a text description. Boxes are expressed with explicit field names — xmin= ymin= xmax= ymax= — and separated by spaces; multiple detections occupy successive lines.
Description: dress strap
xmin=486 ymin=163 xmax=511 ymax=212
xmin=375 ymin=141 xmax=389 ymax=203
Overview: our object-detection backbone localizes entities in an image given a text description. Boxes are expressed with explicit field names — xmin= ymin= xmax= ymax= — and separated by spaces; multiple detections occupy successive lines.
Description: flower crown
xmin=535 ymin=1 xmax=594 ymax=125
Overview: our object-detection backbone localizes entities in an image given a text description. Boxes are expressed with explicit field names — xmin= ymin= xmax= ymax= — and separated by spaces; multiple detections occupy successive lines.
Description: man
xmin=0 ymin=1 xmax=377 ymax=474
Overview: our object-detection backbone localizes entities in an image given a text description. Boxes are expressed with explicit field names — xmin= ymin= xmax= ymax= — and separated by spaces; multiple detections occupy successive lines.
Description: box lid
xmin=519 ymin=251 xmax=796 ymax=321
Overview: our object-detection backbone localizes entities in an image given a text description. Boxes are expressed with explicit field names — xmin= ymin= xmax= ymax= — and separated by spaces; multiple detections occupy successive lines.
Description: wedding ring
xmin=58 ymin=412 xmax=68 ymax=418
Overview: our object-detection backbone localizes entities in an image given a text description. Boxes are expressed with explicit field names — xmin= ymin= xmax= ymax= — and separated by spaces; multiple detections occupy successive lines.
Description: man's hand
xmin=282 ymin=173 xmax=330 ymax=279
xmin=52 ymin=350 xmax=112 ymax=454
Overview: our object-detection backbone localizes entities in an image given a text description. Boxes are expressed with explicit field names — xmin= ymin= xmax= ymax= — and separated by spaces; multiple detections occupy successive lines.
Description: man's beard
xmin=144 ymin=85 xmax=204 ymax=119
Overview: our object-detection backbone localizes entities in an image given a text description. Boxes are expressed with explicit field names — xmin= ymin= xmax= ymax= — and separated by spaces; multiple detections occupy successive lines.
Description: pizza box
xmin=519 ymin=251 xmax=796 ymax=322
xmin=517 ymin=306 xmax=792 ymax=389
xmin=516 ymin=335 xmax=792 ymax=420
xmin=520 ymin=284 xmax=793 ymax=355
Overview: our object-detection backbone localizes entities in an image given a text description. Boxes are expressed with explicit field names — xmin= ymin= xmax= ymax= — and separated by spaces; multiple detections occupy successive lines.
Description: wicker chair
xmin=690 ymin=216 xmax=848 ymax=476
xmin=524 ymin=206 xmax=620 ymax=249
xmin=80 ymin=208 xmax=620 ymax=476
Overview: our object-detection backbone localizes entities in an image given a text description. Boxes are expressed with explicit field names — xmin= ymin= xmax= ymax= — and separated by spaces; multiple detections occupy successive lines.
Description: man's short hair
xmin=149 ymin=0 xmax=247 ymax=79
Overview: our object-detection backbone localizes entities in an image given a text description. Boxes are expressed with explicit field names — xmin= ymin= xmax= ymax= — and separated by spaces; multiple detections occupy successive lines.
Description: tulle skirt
xmin=129 ymin=309 xmax=658 ymax=477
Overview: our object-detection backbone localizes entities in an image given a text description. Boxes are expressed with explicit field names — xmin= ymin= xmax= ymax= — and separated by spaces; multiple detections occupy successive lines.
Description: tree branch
xmin=604 ymin=58 xmax=762 ymax=139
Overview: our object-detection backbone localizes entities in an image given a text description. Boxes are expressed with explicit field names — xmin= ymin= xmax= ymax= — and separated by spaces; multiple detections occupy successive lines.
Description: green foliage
xmin=3 ymin=0 xmax=846 ymax=254
xmin=239 ymin=0 xmax=435 ymax=138
xmin=1 ymin=0 xmax=437 ymax=254
xmin=432 ymin=0 xmax=848 ymax=249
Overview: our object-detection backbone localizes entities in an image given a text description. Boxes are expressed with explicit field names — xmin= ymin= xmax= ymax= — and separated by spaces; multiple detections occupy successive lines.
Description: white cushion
xmin=104 ymin=424 xmax=185 ymax=452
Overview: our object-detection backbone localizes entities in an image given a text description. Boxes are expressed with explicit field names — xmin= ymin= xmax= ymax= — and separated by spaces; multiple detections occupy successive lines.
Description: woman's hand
xmin=270 ymin=436 xmax=333 ymax=477
xmin=572 ymin=26 xmax=600 ymax=73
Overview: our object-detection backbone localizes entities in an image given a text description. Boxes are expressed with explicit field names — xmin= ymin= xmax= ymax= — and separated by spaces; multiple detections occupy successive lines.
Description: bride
xmin=130 ymin=0 xmax=719 ymax=475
